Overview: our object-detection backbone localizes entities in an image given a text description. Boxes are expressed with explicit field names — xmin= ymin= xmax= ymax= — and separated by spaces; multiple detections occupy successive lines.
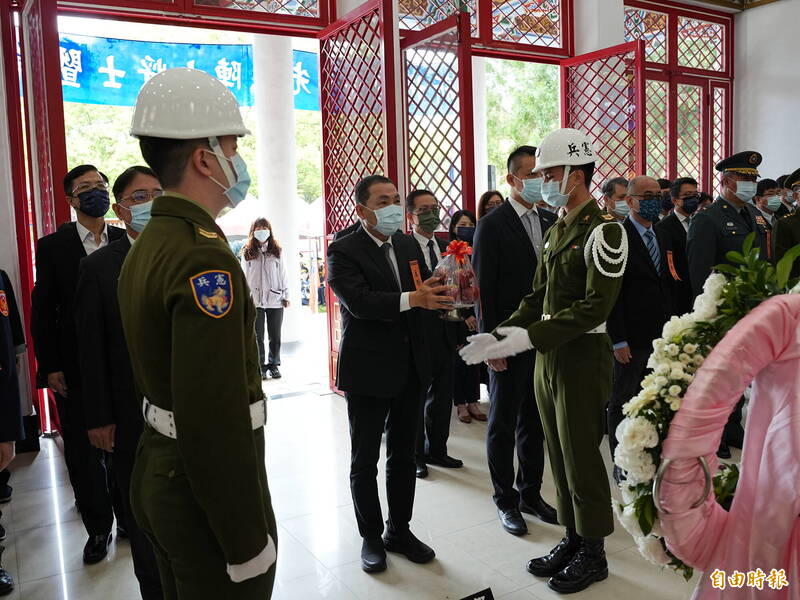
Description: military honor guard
xmin=773 ymin=167 xmax=800 ymax=278
xmin=461 ymin=128 xmax=627 ymax=594
xmin=118 ymin=68 xmax=276 ymax=599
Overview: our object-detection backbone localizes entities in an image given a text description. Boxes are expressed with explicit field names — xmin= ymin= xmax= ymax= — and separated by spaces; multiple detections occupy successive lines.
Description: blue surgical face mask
xmin=456 ymin=226 xmax=475 ymax=243
xmin=120 ymin=200 xmax=153 ymax=233
xmin=732 ymin=180 xmax=757 ymax=203
xmin=364 ymin=204 xmax=403 ymax=237
xmin=541 ymin=168 xmax=577 ymax=208
xmin=516 ymin=177 xmax=543 ymax=205
xmin=207 ymin=137 xmax=251 ymax=208
xmin=77 ymin=188 xmax=110 ymax=218
xmin=614 ymin=200 xmax=630 ymax=218
xmin=636 ymin=197 xmax=662 ymax=222
xmin=765 ymin=195 xmax=782 ymax=212
xmin=254 ymin=229 xmax=270 ymax=243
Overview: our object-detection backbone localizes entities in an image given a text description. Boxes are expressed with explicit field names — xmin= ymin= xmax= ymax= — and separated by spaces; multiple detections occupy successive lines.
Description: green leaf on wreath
xmin=776 ymin=243 xmax=800 ymax=288
xmin=742 ymin=232 xmax=755 ymax=255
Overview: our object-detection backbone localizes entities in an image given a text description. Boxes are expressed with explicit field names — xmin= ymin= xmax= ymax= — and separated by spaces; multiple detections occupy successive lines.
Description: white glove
xmin=459 ymin=333 xmax=497 ymax=365
xmin=458 ymin=327 xmax=534 ymax=365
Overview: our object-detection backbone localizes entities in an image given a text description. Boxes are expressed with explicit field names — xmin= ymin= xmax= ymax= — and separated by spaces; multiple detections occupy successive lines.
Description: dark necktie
xmin=382 ymin=243 xmax=401 ymax=289
xmin=740 ymin=207 xmax=752 ymax=231
xmin=644 ymin=230 xmax=660 ymax=273
xmin=427 ymin=239 xmax=439 ymax=270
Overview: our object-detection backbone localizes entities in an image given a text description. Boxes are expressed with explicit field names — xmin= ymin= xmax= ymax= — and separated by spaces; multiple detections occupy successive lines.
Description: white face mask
xmin=254 ymin=229 xmax=270 ymax=243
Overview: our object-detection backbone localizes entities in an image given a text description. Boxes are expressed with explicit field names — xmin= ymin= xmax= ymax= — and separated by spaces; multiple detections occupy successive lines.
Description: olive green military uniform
xmin=118 ymin=194 xmax=276 ymax=599
xmin=500 ymin=199 xmax=624 ymax=539
xmin=774 ymin=212 xmax=800 ymax=278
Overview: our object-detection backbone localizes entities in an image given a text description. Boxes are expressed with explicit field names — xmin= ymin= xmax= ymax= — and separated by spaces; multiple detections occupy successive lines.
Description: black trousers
xmin=55 ymin=391 xmax=114 ymax=536
xmin=112 ymin=420 xmax=164 ymax=600
xmin=486 ymin=351 xmax=545 ymax=511
xmin=346 ymin=369 xmax=422 ymax=539
xmin=416 ymin=331 xmax=454 ymax=459
xmin=607 ymin=343 xmax=650 ymax=458
xmin=255 ymin=307 xmax=284 ymax=367
xmin=452 ymin=351 xmax=482 ymax=405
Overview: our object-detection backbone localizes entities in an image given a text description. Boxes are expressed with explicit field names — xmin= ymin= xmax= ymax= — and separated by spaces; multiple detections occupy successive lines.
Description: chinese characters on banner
xmin=57 ymin=33 xmax=320 ymax=111
xmin=709 ymin=568 xmax=790 ymax=591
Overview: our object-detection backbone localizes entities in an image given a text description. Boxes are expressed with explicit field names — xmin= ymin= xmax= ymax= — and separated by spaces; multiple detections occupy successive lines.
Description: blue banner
xmin=57 ymin=33 xmax=319 ymax=111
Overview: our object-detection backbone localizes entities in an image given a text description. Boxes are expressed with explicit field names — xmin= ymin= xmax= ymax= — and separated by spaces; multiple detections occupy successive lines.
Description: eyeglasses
xmin=121 ymin=189 xmax=165 ymax=203
xmin=412 ymin=205 xmax=441 ymax=216
xmin=629 ymin=193 xmax=661 ymax=201
xmin=71 ymin=181 xmax=109 ymax=196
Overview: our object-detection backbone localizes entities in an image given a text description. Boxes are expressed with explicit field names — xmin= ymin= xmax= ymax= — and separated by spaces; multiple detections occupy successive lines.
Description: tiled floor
xmin=1 ymin=318 xmax=705 ymax=599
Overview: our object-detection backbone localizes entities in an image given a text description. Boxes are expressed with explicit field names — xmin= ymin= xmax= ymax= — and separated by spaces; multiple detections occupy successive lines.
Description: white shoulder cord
xmin=583 ymin=222 xmax=628 ymax=278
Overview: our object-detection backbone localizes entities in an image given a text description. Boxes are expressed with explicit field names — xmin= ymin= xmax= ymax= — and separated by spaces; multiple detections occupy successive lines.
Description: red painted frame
xmin=1 ymin=0 xmax=39 ymax=411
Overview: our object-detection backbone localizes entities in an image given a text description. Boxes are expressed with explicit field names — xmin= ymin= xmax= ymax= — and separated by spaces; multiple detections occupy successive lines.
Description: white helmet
xmin=130 ymin=68 xmax=250 ymax=139
xmin=533 ymin=128 xmax=596 ymax=173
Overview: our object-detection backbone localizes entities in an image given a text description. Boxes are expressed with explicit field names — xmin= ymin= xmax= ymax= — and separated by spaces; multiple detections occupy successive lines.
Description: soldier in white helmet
xmin=118 ymin=68 xmax=276 ymax=599
xmin=461 ymin=128 xmax=627 ymax=594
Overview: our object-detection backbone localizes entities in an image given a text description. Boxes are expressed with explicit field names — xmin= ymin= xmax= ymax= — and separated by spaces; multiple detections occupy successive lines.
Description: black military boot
xmin=526 ymin=528 xmax=582 ymax=577
xmin=0 ymin=545 xmax=14 ymax=596
xmin=547 ymin=537 xmax=608 ymax=594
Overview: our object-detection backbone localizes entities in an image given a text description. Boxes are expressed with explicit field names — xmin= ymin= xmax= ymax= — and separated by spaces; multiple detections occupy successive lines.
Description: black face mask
xmin=456 ymin=226 xmax=475 ymax=244
xmin=76 ymin=188 xmax=110 ymax=218
xmin=681 ymin=195 xmax=700 ymax=215
xmin=660 ymin=194 xmax=673 ymax=213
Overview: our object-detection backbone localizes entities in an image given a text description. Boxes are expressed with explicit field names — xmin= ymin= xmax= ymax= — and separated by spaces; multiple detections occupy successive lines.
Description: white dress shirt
xmin=509 ymin=196 xmax=544 ymax=257
xmin=412 ymin=229 xmax=441 ymax=272
xmin=676 ymin=209 xmax=691 ymax=233
xmin=362 ymin=227 xmax=411 ymax=312
xmin=127 ymin=233 xmax=136 ymax=246
xmin=75 ymin=220 xmax=109 ymax=256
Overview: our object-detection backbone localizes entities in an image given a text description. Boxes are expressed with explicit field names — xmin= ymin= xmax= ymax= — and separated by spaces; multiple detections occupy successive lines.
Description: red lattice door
xmin=401 ymin=12 xmax=475 ymax=224
xmin=21 ymin=0 xmax=69 ymax=234
xmin=560 ymin=41 xmax=645 ymax=198
xmin=319 ymin=0 xmax=398 ymax=390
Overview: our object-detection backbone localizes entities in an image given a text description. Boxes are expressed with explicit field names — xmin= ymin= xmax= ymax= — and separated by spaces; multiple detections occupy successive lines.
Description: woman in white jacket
xmin=242 ymin=218 xmax=289 ymax=380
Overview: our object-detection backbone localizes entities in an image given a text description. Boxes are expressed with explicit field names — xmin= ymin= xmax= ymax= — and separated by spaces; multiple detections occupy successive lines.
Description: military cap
xmin=715 ymin=151 xmax=761 ymax=176
xmin=784 ymin=167 xmax=800 ymax=189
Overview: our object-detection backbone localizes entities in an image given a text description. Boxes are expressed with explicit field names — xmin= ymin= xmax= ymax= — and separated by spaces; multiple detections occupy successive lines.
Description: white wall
xmin=573 ymin=0 xmax=625 ymax=55
xmin=734 ymin=0 xmax=800 ymax=178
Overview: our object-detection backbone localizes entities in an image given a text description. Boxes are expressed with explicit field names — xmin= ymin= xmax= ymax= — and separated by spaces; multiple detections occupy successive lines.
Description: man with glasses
xmin=607 ymin=177 xmax=670 ymax=481
xmin=31 ymin=164 xmax=126 ymax=564
xmin=655 ymin=177 xmax=699 ymax=317
xmin=405 ymin=189 xmax=462 ymax=479
xmin=774 ymin=167 xmax=800 ymax=278
xmin=74 ymin=166 xmax=164 ymax=599
xmin=687 ymin=152 xmax=769 ymax=459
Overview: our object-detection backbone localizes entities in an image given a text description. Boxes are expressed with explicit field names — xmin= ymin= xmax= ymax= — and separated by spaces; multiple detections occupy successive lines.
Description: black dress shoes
xmin=383 ymin=529 xmax=435 ymax=564
xmin=268 ymin=366 xmax=282 ymax=379
xmin=0 ymin=485 xmax=11 ymax=504
xmin=498 ymin=508 xmax=527 ymax=536
xmin=527 ymin=528 xmax=582 ymax=577
xmin=424 ymin=454 xmax=463 ymax=469
xmin=83 ymin=532 xmax=112 ymax=564
xmin=0 ymin=546 xmax=13 ymax=597
xmin=360 ymin=537 xmax=387 ymax=573
xmin=519 ymin=496 xmax=558 ymax=525
xmin=415 ymin=463 xmax=429 ymax=479
xmin=717 ymin=443 xmax=732 ymax=459
xmin=547 ymin=538 xmax=608 ymax=594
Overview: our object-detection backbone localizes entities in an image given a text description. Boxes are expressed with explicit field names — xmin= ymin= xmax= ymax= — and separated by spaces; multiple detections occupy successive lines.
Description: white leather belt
xmin=143 ymin=397 xmax=266 ymax=440
xmin=541 ymin=314 xmax=607 ymax=334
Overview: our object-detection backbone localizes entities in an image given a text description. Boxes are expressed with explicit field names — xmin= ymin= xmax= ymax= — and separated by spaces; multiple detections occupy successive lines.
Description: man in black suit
xmin=655 ymin=177 xmax=698 ymax=317
xmin=753 ymin=178 xmax=782 ymax=262
xmin=31 ymin=165 xmax=125 ymax=564
xmin=333 ymin=221 xmax=361 ymax=240
xmin=607 ymin=177 xmax=671 ymax=479
xmin=405 ymin=190 xmax=462 ymax=479
xmin=74 ymin=166 xmax=164 ymax=600
xmin=472 ymin=145 xmax=557 ymax=536
xmin=327 ymin=175 xmax=452 ymax=573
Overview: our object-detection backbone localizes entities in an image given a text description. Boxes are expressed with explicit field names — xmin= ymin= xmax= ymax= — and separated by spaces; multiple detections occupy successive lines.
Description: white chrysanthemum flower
xmin=666 ymin=344 xmax=680 ymax=357
xmin=655 ymin=376 xmax=668 ymax=387
xmin=613 ymin=501 xmax=644 ymax=538
xmin=616 ymin=451 xmax=656 ymax=484
xmin=683 ymin=343 xmax=698 ymax=354
xmin=655 ymin=363 xmax=670 ymax=376
xmin=620 ymin=485 xmax=638 ymax=505
xmin=678 ymin=353 xmax=691 ymax=364
xmin=668 ymin=397 xmax=681 ymax=411
xmin=636 ymin=535 xmax=671 ymax=566
xmin=668 ymin=385 xmax=681 ymax=396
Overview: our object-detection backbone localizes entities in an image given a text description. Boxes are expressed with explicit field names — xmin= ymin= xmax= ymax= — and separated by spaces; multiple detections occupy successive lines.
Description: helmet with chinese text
xmin=130 ymin=68 xmax=250 ymax=140
xmin=534 ymin=128 xmax=596 ymax=173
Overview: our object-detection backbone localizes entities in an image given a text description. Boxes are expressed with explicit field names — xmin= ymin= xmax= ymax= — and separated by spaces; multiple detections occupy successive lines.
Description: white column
xmin=573 ymin=0 xmax=625 ymax=55
xmin=472 ymin=56 xmax=489 ymax=200
xmin=252 ymin=34 xmax=302 ymax=344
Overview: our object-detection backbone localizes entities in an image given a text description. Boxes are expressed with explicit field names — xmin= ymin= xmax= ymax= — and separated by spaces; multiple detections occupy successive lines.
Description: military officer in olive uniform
xmin=118 ymin=68 xmax=276 ymax=599
xmin=461 ymin=128 xmax=626 ymax=595
xmin=773 ymin=167 xmax=800 ymax=278
xmin=687 ymin=151 xmax=770 ymax=299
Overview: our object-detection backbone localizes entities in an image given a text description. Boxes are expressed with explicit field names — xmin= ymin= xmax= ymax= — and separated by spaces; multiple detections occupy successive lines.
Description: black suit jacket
xmin=607 ymin=218 xmax=671 ymax=348
xmin=31 ymin=222 xmax=126 ymax=388
xmin=74 ymin=236 xmax=142 ymax=431
xmin=472 ymin=200 xmax=557 ymax=333
xmin=654 ymin=212 xmax=693 ymax=317
xmin=333 ymin=221 xmax=361 ymax=241
xmin=327 ymin=228 xmax=430 ymax=397
xmin=0 ymin=269 xmax=25 ymax=442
